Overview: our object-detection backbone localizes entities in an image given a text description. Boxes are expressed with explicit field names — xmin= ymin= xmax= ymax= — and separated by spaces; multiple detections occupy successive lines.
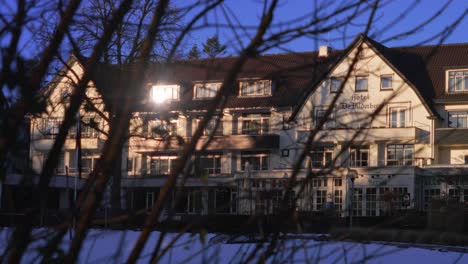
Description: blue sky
xmin=181 ymin=0 xmax=467 ymax=54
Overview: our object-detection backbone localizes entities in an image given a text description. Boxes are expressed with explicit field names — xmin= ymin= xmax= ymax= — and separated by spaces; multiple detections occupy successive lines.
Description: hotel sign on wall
xmin=337 ymin=94 xmax=379 ymax=111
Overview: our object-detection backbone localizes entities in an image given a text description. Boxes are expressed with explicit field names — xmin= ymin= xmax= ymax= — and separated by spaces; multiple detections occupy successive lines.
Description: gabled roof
xmin=89 ymin=51 xmax=341 ymax=113
xmin=86 ymin=36 xmax=468 ymax=117
xmin=290 ymin=34 xmax=468 ymax=121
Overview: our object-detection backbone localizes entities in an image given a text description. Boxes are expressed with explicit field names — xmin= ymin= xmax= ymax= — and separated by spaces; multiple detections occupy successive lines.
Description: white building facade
xmin=7 ymin=34 xmax=468 ymax=219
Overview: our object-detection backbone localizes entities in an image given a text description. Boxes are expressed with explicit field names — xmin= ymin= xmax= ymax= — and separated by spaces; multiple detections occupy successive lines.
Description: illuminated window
xmin=239 ymin=80 xmax=271 ymax=96
xmin=150 ymin=85 xmax=179 ymax=103
xmin=194 ymin=83 xmax=221 ymax=98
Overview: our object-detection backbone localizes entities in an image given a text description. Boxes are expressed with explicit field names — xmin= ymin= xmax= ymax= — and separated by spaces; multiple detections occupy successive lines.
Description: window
xmin=352 ymin=188 xmax=363 ymax=216
xmin=315 ymin=190 xmax=327 ymax=211
xmin=150 ymin=120 xmax=177 ymax=137
xmin=310 ymin=146 xmax=333 ymax=168
xmin=366 ymin=188 xmax=377 ymax=216
xmin=194 ymin=83 xmax=221 ymax=98
xmin=334 ymin=190 xmax=342 ymax=216
xmin=330 ymin=77 xmax=343 ymax=93
xmin=355 ymin=76 xmax=368 ymax=92
xmin=380 ymin=75 xmax=393 ymax=90
xmin=241 ymin=151 xmax=269 ymax=171
xmin=150 ymin=85 xmax=179 ymax=103
xmin=37 ymin=118 xmax=61 ymax=139
xmin=389 ymin=108 xmax=407 ymax=128
xmin=314 ymin=109 xmax=334 ymax=129
xmin=239 ymin=80 xmax=271 ymax=96
xmin=197 ymin=155 xmax=221 ymax=175
xmin=241 ymin=114 xmax=270 ymax=135
xmin=387 ymin=144 xmax=413 ymax=166
xmin=448 ymin=70 xmax=468 ymax=92
xmin=80 ymin=155 xmax=96 ymax=174
xmin=448 ymin=189 xmax=461 ymax=203
xmin=349 ymin=146 xmax=369 ymax=167
xmin=196 ymin=115 xmax=223 ymax=136
xmin=146 ymin=192 xmax=155 ymax=212
xmin=188 ymin=190 xmax=202 ymax=214
xmin=448 ymin=112 xmax=468 ymax=128
xmin=149 ymin=156 xmax=178 ymax=176
xmin=334 ymin=178 xmax=342 ymax=187
xmin=215 ymin=189 xmax=231 ymax=214
xmin=424 ymin=189 xmax=440 ymax=209
xmin=55 ymin=152 xmax=66 ymax=174
xmin=80 ymin=118 xmax=100 ymax=138
xmin=230 ymin=192 xmax=238 ymax=213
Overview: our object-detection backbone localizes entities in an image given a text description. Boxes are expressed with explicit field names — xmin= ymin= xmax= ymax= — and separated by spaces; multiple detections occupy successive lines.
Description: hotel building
xmin=6 ymin=34 xmax=468 ymax=219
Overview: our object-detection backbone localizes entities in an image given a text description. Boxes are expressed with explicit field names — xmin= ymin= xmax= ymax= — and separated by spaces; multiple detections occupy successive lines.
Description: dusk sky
xmin=182 ymin=0 xmax=467 ymax=54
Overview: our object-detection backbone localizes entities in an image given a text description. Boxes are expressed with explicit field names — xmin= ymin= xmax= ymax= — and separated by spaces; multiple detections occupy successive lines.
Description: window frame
xmin=447 ymin=70 xmax=468 ymax=93
xmin=355 ymin=76 xmax=368 ymax=92
xmin=149 ymin=156 xmax=178 ymax=176
xmin=196 ymin=115 xmax=223 ymax=136
xmin=314 ymin=109 xmax=335 ymax=129
xmin=240 ymin=113 xmax=270 ymax=135
xmin=448 ymin=111 xmax=468 ymax=128
xmin=389 ymin=107 xmax=408 ymax=128
xmin=197 ymin=154 xmax=222 ymax=175
xmin=193 ymin=82 xmax=222 ymax=99
xmin=380 ymin=74 xmax=393 ymax=90
xmin=310 ymin=146 xmax=334 ymax=168
xmin=386 ymin=144 xmax=414 ymax=166
xmin=349 ymin=145 xmax=370 ymax=167
xmin=329 ymin=77 xmax=344 ymax=93
xmin=240 ymin=151 xmax=269 ymax=171
xmin=150 ymin=84 xmax=180 ymax=102
xmin=149 ymin=119 xmax=178 ymax=137
xmin=239 ymin=80 xmax=272 ymax=97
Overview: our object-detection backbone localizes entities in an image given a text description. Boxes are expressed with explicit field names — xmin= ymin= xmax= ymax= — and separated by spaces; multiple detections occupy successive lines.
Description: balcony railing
xmin=299 ymin=126 xmax=426 ymax=144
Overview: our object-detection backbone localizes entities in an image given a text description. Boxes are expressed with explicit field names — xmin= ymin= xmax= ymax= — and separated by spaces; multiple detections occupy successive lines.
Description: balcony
xmin=197 ymin=134 xmax=279 ymax=150
xmin=130 ymin=134 xmax=280 ymax=152
xmin=435 ymin=128 xmax=468 ymax=145
xmin=300 ymin=127 xmax=427 ymax=144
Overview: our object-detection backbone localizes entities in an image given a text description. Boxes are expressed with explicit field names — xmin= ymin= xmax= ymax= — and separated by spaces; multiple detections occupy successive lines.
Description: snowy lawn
xmin=1 ymin=228 xmax=468 ymax=263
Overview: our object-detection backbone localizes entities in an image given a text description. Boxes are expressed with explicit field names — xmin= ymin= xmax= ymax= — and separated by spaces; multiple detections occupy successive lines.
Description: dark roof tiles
xmin=89 ymin=36 xmax=468 ymax=114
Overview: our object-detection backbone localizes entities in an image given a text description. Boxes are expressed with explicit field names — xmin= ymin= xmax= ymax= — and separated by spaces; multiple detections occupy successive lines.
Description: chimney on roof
xmin=318 ymin=45 xmax=331 ymax=57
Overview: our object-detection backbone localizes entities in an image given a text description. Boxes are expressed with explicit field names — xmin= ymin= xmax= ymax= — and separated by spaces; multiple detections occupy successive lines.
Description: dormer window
xmin=448 ymin=70 xmax=468 ymax=92
xmin=239 ymin=80 xmax=271 ymax=97
xmin=194 ymin=82 xmax=221 ymax=99
xmin=150 ymin=85 xmax=179 ymax=103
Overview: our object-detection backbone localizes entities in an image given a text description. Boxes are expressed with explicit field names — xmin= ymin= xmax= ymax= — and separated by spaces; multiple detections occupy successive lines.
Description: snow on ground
xmin=1 ymin=228 xmax=468 ymax=263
